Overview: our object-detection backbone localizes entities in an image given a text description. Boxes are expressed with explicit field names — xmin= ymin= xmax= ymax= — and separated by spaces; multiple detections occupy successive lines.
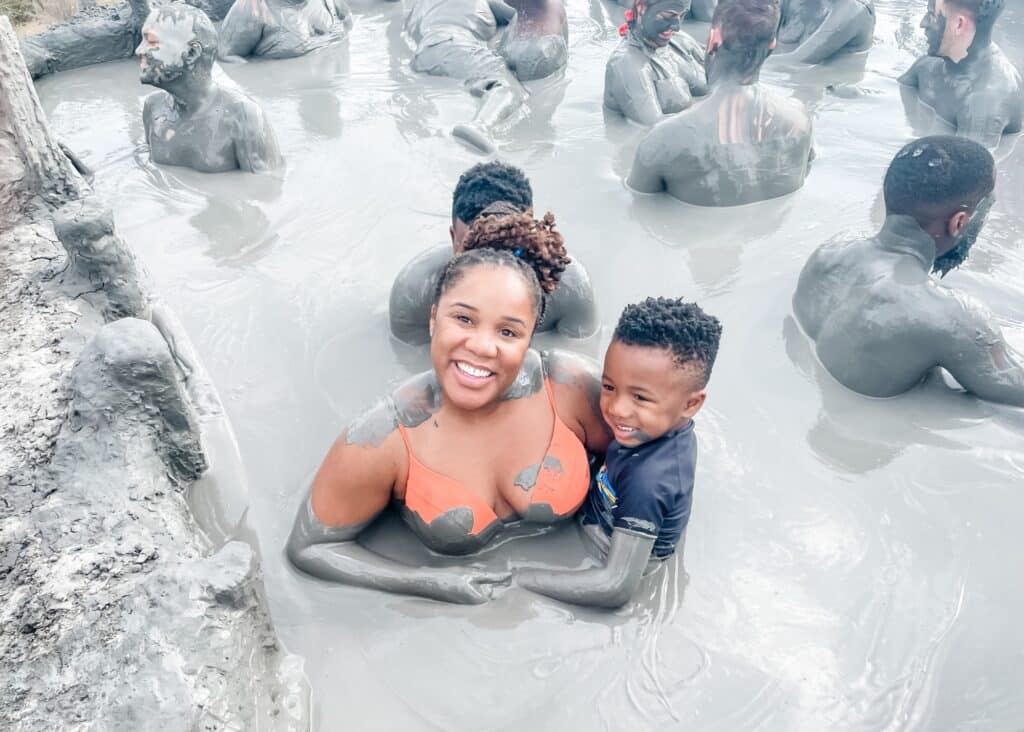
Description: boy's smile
xmin=600 ymin=340 xmax=706 ymax=447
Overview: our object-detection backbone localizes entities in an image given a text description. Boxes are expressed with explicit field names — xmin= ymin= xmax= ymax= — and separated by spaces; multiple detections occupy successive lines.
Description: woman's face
xmin=639 ymin=0 xmax=687 ymax=47
xmin=429 ymin=264 xmax=537 ymax=412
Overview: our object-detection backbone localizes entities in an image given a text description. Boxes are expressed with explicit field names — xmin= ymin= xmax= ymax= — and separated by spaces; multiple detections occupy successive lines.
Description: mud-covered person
xmin=218 ymin=0 xmax=352 ymax=59
xmin=389 ymin=161 xmax=598 ymax=345
xmin=627 ymin=0 xmax=814 ymax=206
xmin=793 ymin=135 xmax=1024 ymax=406
xmin=288 ymin=211 xmax=612 ymax=604
xmin=136 ymin=4 xmax=282 ymax=173
xmin=899 ymin=0 xmax=1022 ymax=149
xmin=604 ymin=0 xmax=708 ymax=126
xmin=516 ymin=298 xmax=722 ymax=608
xmin=405 ymin=0 xmax=527 ymax=152
xmin=498 ymin=0 xmax=570 ymax=82
xmin=771 ymin=0 xmax=876 ymax=65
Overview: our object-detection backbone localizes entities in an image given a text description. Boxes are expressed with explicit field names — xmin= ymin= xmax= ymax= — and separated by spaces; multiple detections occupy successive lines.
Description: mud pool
xmin=34 ymin=0 xmax=1024 ymax=728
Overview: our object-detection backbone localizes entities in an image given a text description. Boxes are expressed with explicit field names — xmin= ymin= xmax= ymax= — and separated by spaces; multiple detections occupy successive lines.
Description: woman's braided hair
xmin=433 ymin=205 xmax=571 ymax=328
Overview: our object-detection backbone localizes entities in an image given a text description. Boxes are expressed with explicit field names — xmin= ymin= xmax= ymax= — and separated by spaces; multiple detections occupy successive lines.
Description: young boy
xmin=516 ymin=297 xmax=722 ymax=608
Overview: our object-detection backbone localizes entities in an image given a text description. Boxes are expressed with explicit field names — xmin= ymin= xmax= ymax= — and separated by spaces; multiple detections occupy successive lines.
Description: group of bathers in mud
xmin=128 ymin=0 xmax=1023 ymax=607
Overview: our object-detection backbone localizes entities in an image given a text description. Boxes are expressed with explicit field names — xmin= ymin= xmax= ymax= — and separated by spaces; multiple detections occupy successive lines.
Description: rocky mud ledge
xmin=0 ymin=17 xmax=309 ymax=731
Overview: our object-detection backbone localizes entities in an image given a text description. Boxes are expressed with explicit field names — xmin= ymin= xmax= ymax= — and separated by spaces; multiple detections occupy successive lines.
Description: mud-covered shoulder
xmin=345 ymin=370 xmax=442 ymax=447
xmin=542 ymin=348 xmax=603 ymax=423
xmin=543 ymin=258 xmax=597 ymax=337
xmin=388 ymin=244 xmax=450 ymax=344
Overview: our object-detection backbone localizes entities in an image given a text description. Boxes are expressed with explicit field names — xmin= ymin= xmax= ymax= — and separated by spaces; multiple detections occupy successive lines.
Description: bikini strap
xmin=396 ymin=423 xmax=413 ymax=452
xmin=542 ymin=377 xmax=558 ymax=411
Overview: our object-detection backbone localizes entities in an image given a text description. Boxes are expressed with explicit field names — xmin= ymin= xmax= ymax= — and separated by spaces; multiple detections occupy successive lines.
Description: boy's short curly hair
xmin=613 ymin=297 xmax=723 ymax=387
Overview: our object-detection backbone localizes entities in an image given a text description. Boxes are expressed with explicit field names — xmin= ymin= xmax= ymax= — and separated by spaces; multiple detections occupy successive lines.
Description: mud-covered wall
xmin=0 ymin=17 xmax=309 ymax=730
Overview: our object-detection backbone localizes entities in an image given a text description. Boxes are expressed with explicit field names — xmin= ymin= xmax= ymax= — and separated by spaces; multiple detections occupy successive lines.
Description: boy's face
xmin=600 ymin=340 xmax=706 ymax=448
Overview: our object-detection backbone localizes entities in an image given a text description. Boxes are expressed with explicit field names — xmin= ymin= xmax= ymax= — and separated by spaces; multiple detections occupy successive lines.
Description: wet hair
xmin=883 ymin=135 xmax=995 ymax=221
xmin=433 ymin=209 xmax=570 ymax=328
xmin=946 ymin=0 xmax=1004 ymax=30
xmin=710 ymin=0 xmax=781 ymax=77
xmin=451 ymin=161 xmax=533 ymax=225
xmin=613 ymin=297 xmax=723 ymax=387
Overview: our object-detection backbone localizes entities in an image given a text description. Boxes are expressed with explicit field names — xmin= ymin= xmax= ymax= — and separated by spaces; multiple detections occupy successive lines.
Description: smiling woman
xmin=286 ymin=210 xmax=611 ymax=604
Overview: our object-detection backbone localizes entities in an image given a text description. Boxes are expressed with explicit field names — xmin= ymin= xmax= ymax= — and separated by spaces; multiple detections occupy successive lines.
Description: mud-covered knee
xmin=54 ymin=197 xmax=147 ymax=319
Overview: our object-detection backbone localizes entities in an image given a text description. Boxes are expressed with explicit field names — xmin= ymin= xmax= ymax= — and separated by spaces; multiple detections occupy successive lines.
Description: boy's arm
xmin=516 ymin=529 xmax=655 ymax=609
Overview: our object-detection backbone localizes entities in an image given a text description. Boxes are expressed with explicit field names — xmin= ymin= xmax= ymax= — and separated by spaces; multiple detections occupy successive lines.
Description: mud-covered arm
xmin=287 ymin=396 xmax=510 ymax=604
xmin=941 ymin=304 xmax=1024 ymax=407
xmin=219 ymin=0 xmax=264 ymax=59
xmin=546 ymin=260 xmax=599 ymax=339
xmin=234 ymin=101 xmax=282 ymax=173
xmin=489 ymin=0 xmax=517 ymax=24
xmin=545 ymin=350 xmax=612 ymax=454
xmin=332 ymin=0 xmax=351 ymax=22
xmin=627 ymin=127 xmax=670 ymax=193
xmin=957 ymin=96 xmax=1009 ymax=150
xmin=516 ymin=529 xmax=654 ymax=608
xmin=606 ymin=56 xmax=667 ymax=126
xmin=898 ymin=56 xmax=923 ymax=86
xmin=775 ymin=0 xmax=868 ymax=64
xmin=388 ymin=247 xmax=447 ymax=345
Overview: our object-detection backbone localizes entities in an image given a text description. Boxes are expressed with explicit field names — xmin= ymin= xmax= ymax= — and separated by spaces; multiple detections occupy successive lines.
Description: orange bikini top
xmin=396 ymin=379 xmax=590 ymax=539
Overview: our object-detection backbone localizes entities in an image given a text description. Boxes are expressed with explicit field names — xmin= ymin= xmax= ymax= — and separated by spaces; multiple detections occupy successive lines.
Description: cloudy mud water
xmin=34 ymin=0 xmax=1024 ymax=728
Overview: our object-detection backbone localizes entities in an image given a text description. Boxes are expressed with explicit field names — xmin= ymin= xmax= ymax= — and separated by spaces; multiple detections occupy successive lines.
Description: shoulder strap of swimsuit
xmin=395 ymin=423 xmax=413 ymax=452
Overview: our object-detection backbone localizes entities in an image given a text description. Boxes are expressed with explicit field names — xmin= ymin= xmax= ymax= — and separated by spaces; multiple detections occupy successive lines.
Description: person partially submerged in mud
xmin=627 ymin=0 xmax=813 ymax=205
xmin=604 ymin=0 xmax=708 ymax=126
xmin=288 ymin=211 xmax=612 ymax=604
xmin=793 ymin=135 xmax=1024 ymax=406
xmin=499 ymin=0 xmax=570 ymax=81
xmin=389 ymin=161 xmax=598 ymax=345
xmin=613 ymin=0 xmax=716 ymax=22
xmin=899 ymin=0 xmax=1022 ymax=149
xmin=218 ymin=0 xmax=352 ymax=60
xmin=404 ymin=0 xmax=526 ymax=152
xmin=136 ymin=5 xmax=282 ymax=173
xmin=517 ymin=298 xmax=721 ymax=608
xmin=773 ymin=0 xmax=875 ymax=64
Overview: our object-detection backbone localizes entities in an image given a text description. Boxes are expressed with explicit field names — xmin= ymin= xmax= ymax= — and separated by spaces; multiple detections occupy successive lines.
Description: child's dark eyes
xmin=601 ymin=383 xmax=615 ymax=392
xmin=633 ymin=393 xmax=651 ymax=403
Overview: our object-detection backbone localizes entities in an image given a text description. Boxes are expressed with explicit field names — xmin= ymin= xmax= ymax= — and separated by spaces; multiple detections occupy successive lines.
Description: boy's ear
xmin=681 ymin=389 xmax=707 ymax=419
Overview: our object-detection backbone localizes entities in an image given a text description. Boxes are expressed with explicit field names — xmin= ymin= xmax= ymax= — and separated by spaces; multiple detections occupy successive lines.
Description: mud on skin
xmin=772 ymin=0 xmax=876 ymax=65
xmin=138 ymin=4 xmax=282 ymax=173
xmin=219 ymin=0 xmax=352 ymax=60
xmin=499 ymin=0 xmax=569 ymax=82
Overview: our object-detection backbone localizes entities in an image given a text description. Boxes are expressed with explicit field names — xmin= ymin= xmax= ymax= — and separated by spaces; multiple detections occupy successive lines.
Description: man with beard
xmin=792 ymin=136 xmax=1024 ymax=406
xmin=899 ymin=0 xmax=1022 ymax=149
xmin=404 ymin=0 xmax=527 ymax=153
xmin=773 ymin=0 xmax=875 ymax=64
xmin=627 ymin=0 xmax=813 ymax=205
xmin=219 ymin=0 xmax=351 ymax=59
xmin=136 ymin=5 xmax=281 ymax=173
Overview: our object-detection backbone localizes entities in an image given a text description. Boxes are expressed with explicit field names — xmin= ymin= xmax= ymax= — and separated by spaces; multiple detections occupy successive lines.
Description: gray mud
xmin=1 ymin=19 xmax=307 ymax=731
xmin=30 ymin=0 xmax=1024 ymax=728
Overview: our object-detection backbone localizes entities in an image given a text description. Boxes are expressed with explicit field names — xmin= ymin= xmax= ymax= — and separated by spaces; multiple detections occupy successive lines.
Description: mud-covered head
xmin=602 ymin=297 xmax=722 ymax=447
xmin=884 ymin=135 xmax=996 ymax=276
xmin=136 ymin=5 xmax=218 ymax=88
xmin=625 ymin=0 xmax=691 ymax=48
xmin=428 ymin=211 xmax=568 ymax=412
xmin=450 ymin=161 xmax=533 ymax=251
xmin=922 ymin=0 xmax=1003 ymax=61
xmin=707 ymin=0 xmax=780 ymax=83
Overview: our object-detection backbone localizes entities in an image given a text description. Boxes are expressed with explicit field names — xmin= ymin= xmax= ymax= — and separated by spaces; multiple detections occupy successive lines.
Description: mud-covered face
xmin=922 ymin=0 xmax=949 ymax=57
xmin=135 ymin=11 xmax=198 ymax=86
xmin=639 ymin=0 xmax=689 ymax=47
xmin=429 ymin=265 xmax=536 ymax=412
xmin=934 ymin=193 xmax=994 ymax=276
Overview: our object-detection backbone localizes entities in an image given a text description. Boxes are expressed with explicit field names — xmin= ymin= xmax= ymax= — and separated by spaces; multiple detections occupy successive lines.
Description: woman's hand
xmin=427 ymin=568 xmax=513 ymax=604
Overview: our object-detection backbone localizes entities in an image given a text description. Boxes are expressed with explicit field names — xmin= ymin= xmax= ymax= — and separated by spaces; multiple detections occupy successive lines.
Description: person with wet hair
xmin=498 ymin=0 xmax=570 ymax=82
xmin=899 ymin=0 xmax=1022 ymax=149
xmin=218 ymin=0 xmax=351 ymax=59
xmin=773 ymin=0 xmax=876 ymax=64
xmin=135 ymin=4 xmax=281 ymax=173
xmin=404 ymin=0 xmax=527 ymax=152
xmin=604 ymin=0 xmax=708 ymax=126
xmin=389 ymin=161 xmax=598 ymax=345
xmin=627 ymin=0 xmax=813 ymax=205
xmin=287 ymin=214 xmax=612 ymax=604
xmin=517 ymin=297 xmax=722 ymax=608
xmin=793 ymin=135 xmax=1024 ymax=406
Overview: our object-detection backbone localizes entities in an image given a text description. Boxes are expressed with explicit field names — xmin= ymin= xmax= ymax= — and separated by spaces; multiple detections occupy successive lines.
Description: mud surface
xmin=33 ymin=0 xmax=1024 ymax=728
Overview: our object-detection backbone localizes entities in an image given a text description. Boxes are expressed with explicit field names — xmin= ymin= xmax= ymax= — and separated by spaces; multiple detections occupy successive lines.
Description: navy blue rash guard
xmin=581 ymin=421 xmax=696 ymax=558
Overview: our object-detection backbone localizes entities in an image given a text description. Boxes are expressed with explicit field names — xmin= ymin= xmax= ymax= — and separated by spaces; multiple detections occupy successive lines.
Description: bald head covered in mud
xmin=899 ymin=0 xmax=1023 ymax=149
xmin=218 ymin=0 xmax=351 ymax=59
xmin=405 ymin=0 xmax=526 ymax=152
xmin=793 ymin=136 xmax=1024 ymax=406
xmin=136 ymin=5 xmax=281 ymax=173
xmin=388 ymin=161 xmax=598 ymax=345
xmin=773 ymin=0 xmax=876 ymax=64
xmin=603 ymin=0 xmax=708 ymax=126
xmin=627 ymin=0 xmax=814 ymax=205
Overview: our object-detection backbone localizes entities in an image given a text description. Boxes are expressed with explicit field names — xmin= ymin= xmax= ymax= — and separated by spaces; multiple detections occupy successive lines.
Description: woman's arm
xmin=544 ymin=350 xmax=612 ymax=454
xmin=516 ymin=529 xmax=654 ymax=608
xmin=286 ymin=393 xmax=510 ymax=604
